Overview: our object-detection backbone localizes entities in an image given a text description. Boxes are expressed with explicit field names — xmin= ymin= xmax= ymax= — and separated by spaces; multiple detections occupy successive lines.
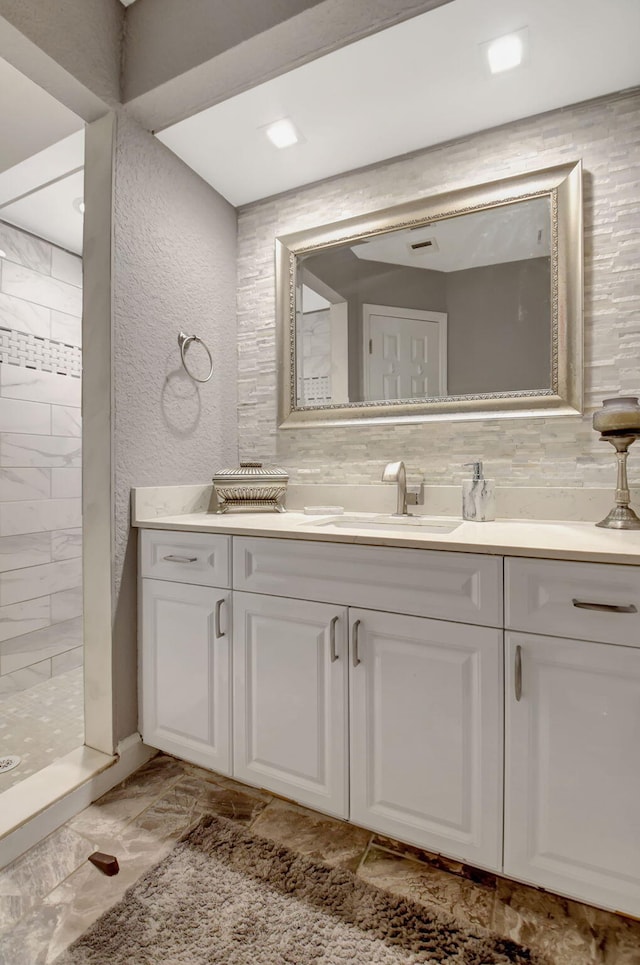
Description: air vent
xmin=407 ymin=237 xmax=439 ymax=254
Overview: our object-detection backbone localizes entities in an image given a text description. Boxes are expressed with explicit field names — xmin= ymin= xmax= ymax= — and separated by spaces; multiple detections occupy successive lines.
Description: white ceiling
xmin=157 ymin=0 xmax=640 ymax=207
xmin=0 ymin=168 xmax=85 ymax=255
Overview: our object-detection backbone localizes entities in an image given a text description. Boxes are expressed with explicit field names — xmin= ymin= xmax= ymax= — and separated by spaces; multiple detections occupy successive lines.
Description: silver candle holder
xmin=593 ymin=397 xmax=640 ymax=530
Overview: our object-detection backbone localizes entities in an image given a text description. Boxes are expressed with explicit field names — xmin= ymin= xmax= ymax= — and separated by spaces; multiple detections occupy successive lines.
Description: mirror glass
xmin=296 ymin=197 xmax=551 ymax=407
xmin=277 ymin=161 xmax=583 ymax=428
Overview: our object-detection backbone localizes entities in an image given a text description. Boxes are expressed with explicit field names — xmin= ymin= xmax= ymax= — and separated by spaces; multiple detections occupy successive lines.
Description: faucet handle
xmin=382 ymin=460 xmax=404 ymax=482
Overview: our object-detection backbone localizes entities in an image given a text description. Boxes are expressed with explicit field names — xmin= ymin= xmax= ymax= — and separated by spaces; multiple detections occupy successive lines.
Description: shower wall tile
xmin=51 ymin=311 xmax=82 ymax=347
xmin=0 ymin=367 xmax=81 ymax=407
xmin=0 ymin=434 xmax=81 ymax=468
xmin=51 ymin=529 xmax=82 ymax=561
xmin=1 ymin=262 xmax=82 ymax=317
xmin=51 ymin=468 xmax=82 ymax=499
xmin=0 ymin=498 xmax=81 ymax=536
xmin=51 ymin=646 xmax=83 ymax=675
xmin=51 ymin=586 xmax=83 ymax=623
xmin=51 ymin=249 xmax=82 ymax=289
xmin=0 ymin=223 xmax=52 ymax=274
xmin=0 ymin=398 xmax=51 ymax=435
xmin=0 ymin=534 xmax=51 ymax=573
xmin=0 ymin=596 xmax=50 ymax=642
xmin=0 ymin=468 xmax=51 ymax=501
xmin=0 ymin=292 xmax=50 ymax=339
xmin=51 ymin=405 xmax=81 ymax=437
xmin=0 ymin=657 xmax=52 ymax=688
xmin=0 ymin=617 xmax=82 ymax=674
xmin=0 ymin=557 xmax=82 ymax=607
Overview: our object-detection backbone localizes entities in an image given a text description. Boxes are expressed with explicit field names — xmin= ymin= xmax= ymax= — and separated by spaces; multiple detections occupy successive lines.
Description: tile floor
xmin=0 ymin=668 xmax=84 ymax=790
xmin=0 ymin=753 xmax=638 ymax=965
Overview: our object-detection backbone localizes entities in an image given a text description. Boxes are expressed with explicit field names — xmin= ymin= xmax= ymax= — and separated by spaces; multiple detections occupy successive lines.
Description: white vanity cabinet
xmin=232 ymin=536 xmax=504 ymax=867
xmin=138 ymin=524 xmax=640 ymax=917
xmin=504 ymin=558 xmax=640 ymax=918
xmin=349 ymin=608 xmax=503 ymax=869
xmin=232 ymin=591 xmax=349 ymax=817
xmin=139 ymin=531 xmax=232 ymax=774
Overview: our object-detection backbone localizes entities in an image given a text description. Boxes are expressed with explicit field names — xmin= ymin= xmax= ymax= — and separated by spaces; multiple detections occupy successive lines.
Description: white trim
xmin=0 ymin=735 xmax=155 ymax=870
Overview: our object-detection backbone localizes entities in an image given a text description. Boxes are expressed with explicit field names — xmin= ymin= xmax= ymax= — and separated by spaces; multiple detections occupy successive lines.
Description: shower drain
xmin=0 ymin=756 xmax=21 ymax=773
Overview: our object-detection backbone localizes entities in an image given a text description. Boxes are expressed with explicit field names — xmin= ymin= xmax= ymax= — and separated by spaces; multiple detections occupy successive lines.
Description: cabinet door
xmin=350 ymin=609 xmax=503 ymax=870
xmin=140 ymin=578 xmax=231 ymax=774
xmin=233 ymin=591 xmax=348 ymax=818
xmin=505 ymin=632 xmax=640 ymax=917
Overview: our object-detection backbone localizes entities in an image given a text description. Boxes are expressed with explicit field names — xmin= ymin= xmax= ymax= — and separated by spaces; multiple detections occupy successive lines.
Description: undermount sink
xmin=307 ymin=514 xmax=462 ymax=534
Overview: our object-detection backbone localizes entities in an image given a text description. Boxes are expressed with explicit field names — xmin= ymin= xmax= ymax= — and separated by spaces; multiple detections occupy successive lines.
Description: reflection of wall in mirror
xmin=302 ymin=249 xmax=550 ymax=401
xmin=446 ymin=257 xmax=551 ymax=395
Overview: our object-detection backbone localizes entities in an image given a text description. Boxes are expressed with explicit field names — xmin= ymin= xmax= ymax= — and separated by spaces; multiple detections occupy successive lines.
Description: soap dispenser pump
xmin=462 ymin=461 xmax=495 ymax=522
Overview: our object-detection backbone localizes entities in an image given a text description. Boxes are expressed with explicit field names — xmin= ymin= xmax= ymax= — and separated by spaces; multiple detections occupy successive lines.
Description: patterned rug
xmin=55 ymin=814 xmax=541 ymax=964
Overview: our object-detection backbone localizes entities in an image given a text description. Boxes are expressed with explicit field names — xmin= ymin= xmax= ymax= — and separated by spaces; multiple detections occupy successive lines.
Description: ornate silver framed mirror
xmin=276 ymin=160 xmax=583 ymax=428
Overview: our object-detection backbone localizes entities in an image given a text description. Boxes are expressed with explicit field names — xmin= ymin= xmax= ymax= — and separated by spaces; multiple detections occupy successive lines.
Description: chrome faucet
xmin=382 ymin=460 xmax=413 ymax=516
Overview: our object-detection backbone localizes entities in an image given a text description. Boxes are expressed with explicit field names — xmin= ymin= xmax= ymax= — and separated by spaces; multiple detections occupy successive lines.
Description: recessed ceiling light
xmin=73 ymin=197 xmax=85 ymax=214
xmin=264 ymin=118 xmax=302 ymax=149
xmin=483 ymin=28 xmax=528 ymax=74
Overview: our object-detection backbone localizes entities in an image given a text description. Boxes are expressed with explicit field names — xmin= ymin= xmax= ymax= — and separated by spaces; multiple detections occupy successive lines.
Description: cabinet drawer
xmin=233 ymin=537 xmax=502 ymax=627
xmin=505 ymin=557 xmax=640 ymax=646
xmin=140 ymin=530 xmax=230 ymax=587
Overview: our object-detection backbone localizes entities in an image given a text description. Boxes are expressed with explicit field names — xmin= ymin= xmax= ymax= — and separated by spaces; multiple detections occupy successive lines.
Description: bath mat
xmin=55 ymin=814 xmax=540 ymax=964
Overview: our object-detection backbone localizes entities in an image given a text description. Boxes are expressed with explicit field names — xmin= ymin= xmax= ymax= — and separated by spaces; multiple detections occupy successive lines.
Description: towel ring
xmin=178 ymin=331 xmax=213 ymax=383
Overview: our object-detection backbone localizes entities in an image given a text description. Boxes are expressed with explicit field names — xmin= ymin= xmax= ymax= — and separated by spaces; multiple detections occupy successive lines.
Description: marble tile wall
xmin=237 ymin=88 xmax=640 ymax=488
xmin=0 ymin=221 xmax=82 ymax=692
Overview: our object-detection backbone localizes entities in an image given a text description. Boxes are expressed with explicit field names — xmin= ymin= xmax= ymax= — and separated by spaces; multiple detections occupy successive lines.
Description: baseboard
xmin=0 ymin=735 xmax=157 ymax=870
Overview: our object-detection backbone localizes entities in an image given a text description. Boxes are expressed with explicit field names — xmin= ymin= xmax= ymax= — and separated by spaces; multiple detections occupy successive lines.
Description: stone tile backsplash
xmin=236 ymin=88 xmax=640 ymax=489
xmin=0 ymin=221 xmax=82 ymax=688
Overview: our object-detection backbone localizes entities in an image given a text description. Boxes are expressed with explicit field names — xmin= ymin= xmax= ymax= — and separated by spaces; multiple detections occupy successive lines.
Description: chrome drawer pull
xmin=514 ymin=645 xmax=523 ymax=702
xmin=352 ymin=619 xmax=362 ymax=667
xmin=329 ymin=616 xmax=339 ymax=663
xmin=215 ymin=598 xmax=225 ymax=638
xmin=572 ymin=598 xmax=637 ymax=614
xmin=163 ymin=555 xmax=198 ymax=564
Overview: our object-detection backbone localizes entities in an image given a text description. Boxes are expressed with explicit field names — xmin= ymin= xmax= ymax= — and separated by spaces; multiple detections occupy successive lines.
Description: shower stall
xmin=0 ymin=218 xmax=84 ymax=788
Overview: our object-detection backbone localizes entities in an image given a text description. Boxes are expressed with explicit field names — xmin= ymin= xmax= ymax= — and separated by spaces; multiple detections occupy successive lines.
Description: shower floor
xmin=0 ymin=668 xmax=84 ymax=791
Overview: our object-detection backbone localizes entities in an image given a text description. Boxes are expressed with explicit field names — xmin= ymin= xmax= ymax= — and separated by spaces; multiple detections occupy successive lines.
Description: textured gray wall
xmin=237 ymin=88 xmax=640 ymax=490
xmin=112 ymin=111 xmax=238 ymax=740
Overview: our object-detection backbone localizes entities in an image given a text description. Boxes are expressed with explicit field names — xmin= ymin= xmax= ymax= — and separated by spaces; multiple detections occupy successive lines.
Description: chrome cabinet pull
xmin=329 ymin=616 xmax=339 ymax=663
xmin=514 ymin=645 xmax=522 ymax=702
xmin=352 ymin=619 xmax=362 ymax=667
xmin=163 ymin=555 xmax=198 ymax=564
xmin=215 ymin=598 xmax=225 ymax=638
xmin=572 ymin=598 xmax=637 ymax=614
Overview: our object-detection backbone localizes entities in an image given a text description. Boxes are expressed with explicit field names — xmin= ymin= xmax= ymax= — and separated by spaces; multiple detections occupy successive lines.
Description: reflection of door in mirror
xmin=363 ymin=305 xmax=447 ymax=402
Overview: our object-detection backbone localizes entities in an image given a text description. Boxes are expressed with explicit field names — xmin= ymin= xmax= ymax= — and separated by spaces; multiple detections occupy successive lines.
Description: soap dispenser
xmin=462 ymin=462 xmax=495 ymax=522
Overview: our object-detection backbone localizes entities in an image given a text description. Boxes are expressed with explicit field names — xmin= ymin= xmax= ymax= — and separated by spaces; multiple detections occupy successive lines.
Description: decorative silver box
xmin=212 ymin=462 xmax=289 ymax=513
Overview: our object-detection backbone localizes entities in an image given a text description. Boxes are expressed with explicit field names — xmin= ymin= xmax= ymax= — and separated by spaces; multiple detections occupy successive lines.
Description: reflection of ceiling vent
xmin=408 ymin=237 xmax=439 ymax=253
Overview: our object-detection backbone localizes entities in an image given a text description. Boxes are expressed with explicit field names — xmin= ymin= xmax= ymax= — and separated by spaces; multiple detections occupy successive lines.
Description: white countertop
xmin=132 ymin=509 xmax=640 ymax=565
